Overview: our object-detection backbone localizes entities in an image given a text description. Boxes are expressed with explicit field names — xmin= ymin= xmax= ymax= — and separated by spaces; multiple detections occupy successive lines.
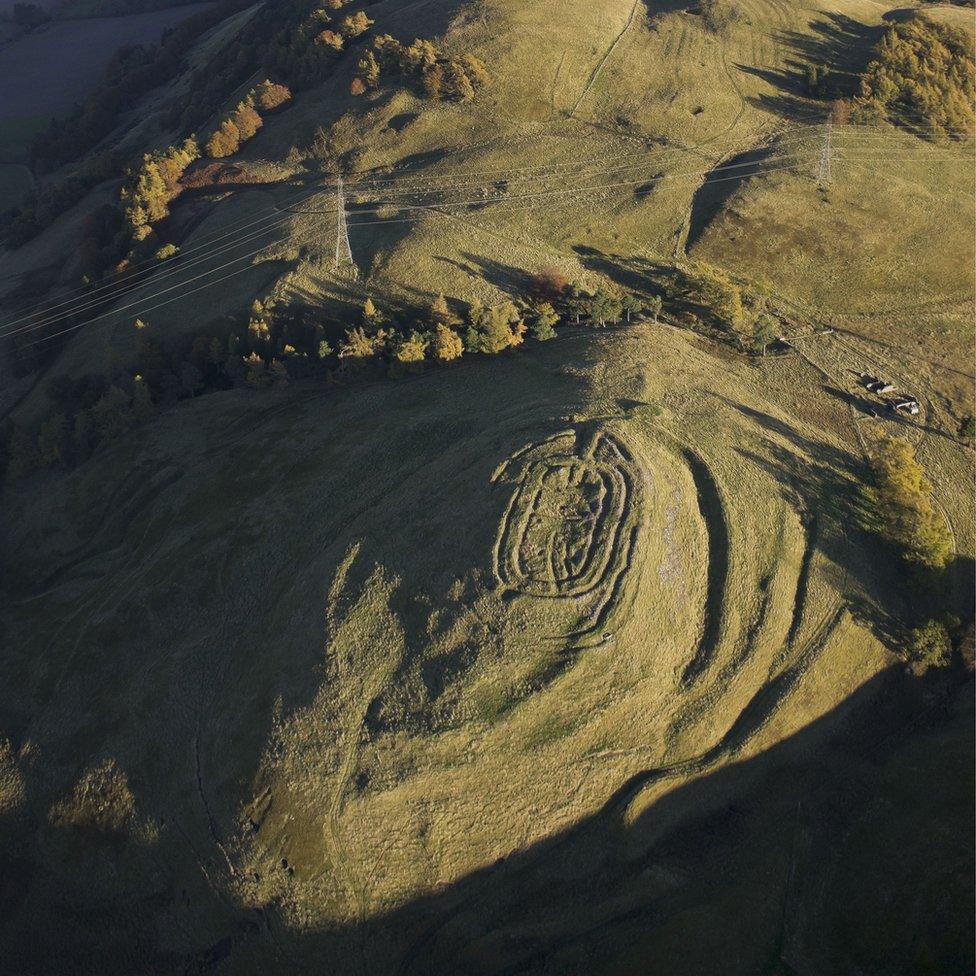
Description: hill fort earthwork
xmin=0 ymin=0 xmax=973 ymax=974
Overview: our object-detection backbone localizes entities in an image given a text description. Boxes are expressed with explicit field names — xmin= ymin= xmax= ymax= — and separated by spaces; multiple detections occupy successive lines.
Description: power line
xmin=1 ymin=151 xmax=819 ymax=340
xmin=12 ymin=156 xmax=818 ymax=348
xmin=2 ymin=114 xmax=961 ymax=330
xmin=7 ymin=136 xmax=971 ymax=346
xmin=15 ymin=144 xmax=973 ymax=346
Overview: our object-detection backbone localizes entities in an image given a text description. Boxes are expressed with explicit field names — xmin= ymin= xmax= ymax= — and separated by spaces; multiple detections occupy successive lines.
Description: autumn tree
xmin=422 ymin=64 xmax=444 ymax=99
xmin=443 ymin=60 xmax=475 ymax=101
xmin=232 ymin=101 xmax=263 ymax=141
xmin=509 ymin=317 xmax=527 ymax=348
xmin=432 ymin=323 xmax=464 ymax=362
xmin=428 ymin=293 xmax=459 ymax=327
xmin=362 ymin=296 xmax=386 ymax=332
xmin=253 ymin=80 xmax=292 ymax=111
xmin=154 ymin=139 xmax=199 ymax=193
xmin=206 ymin=118 xmax=242 ymax=159
xmin=352 ymin=50 xmax=381 ymax=94
xmin=830 ymin=98 xmax=852 ymax=126
xmin=121 ymin=163 xmax=167 ymax=234
xmin=460 ymin=54 xmax=490 ymax=90
xmin=393 ymin=330 xmax=428 ymax=366
xmin=244 ymin=352 xmax=268 ymax=388
xmin=340 ymin=11 xmax=373 ymax=38
xmin=691 ymin=263 xmax=745 ymax=332
xmin=118 ymin=139 xmax=200 ymax=237
xmin=339 ymin=326 xmax=384 ymax=362
xmin=851 ymin=16 xmax=975 ymax=138
xmin=405 ymin=38 xmax=439 ymax=71
xmin=316 ymin=29 xmax=344 ymax=51
xmin=530 ymin=267 xmax=569 ymax=302
xmin=868 ymin=434 xmax=952 ymax=568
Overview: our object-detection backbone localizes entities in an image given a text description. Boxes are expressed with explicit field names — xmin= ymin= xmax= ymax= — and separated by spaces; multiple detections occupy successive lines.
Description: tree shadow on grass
xmin=456 ymin=252 xmax=537 ymax=298
xmin=572 ymin=245 xmax=674 ymax=296
xmin=740 ymin=13 xmax=881 ymax=119
xmin=722 ymin=398 xmax=975 ymax=645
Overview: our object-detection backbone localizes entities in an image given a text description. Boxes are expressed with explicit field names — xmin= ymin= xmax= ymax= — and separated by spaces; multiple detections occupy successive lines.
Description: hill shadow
xmin=685 ymin=145 xmax=774 ymax=251
xmin=641 ymin=0 xmax=696 ymax=21
xmin=176 ymin=665 xmax=972 ymax=974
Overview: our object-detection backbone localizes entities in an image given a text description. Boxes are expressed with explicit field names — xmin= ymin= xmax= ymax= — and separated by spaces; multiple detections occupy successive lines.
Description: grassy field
xmin=0 ymin=0 xmax=973 ymax=971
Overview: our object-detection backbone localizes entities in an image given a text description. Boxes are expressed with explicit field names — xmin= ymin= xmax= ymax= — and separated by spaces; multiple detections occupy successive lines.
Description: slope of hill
xmin=0 ymin=0 xmax=973 ymax=972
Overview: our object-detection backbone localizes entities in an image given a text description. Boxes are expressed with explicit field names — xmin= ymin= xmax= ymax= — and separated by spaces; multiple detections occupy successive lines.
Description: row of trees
xmin=851 ymin=15 xmax=975 ymax=138
xmin=0 ymin=150 xmax=120 ymax=247
xmin=5 ymin=257 xmax=820 ymax=483
xmin=659 ymin=263 xmax=779 ymax=354
xmin=864 ymin=433 xmax=968 ymax=674
xmin=2 ymin=3 xmax=50 ymax=28
xmin=315 ymin=9 xmax=374 ymax=51
xmin=0 ymin=270 xmax=657 ymax=481
xmin=121 ymin=138 xmax=200 ymax=238
xmin=204 ymin=80 xmax=292 ymax=158
xmin=3 ymin=0 xmax=352 ymax=247
xmin=1 ymin=0 xmax=259 ymax=247
xmin=255 ymin=1 xmax=374 ymax=92
xmin=352 ymin=34 xmax=491 ymax=101
xmin=3 ymin=369 xmax=155 ymax=480
xmin=118 ymin=79 xmax=289 ymax=244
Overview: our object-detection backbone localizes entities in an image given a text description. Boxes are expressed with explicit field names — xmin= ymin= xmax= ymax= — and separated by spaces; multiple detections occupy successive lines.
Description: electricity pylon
xmin=334 ymin=175 xmax=357 ymax=279
xmin=817 ymin=119 xmax=832 ymax=188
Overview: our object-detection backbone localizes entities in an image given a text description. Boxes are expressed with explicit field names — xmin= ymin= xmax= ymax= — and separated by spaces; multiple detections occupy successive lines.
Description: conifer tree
xmin=132 ymin=376 xmax=155 ymax=423
xmin=37 ymin=413 xmax=68 ymax=467
xmin=529 ymin=303 xmax=559 ymax=341
xmin=432 ymin=323 xmax=464 ymax=362
xmin=428 ymin=293 xmax=458 ymax=327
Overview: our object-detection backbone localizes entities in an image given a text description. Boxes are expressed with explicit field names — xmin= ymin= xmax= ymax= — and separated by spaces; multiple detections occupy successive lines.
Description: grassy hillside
xmin=2 ymin=320 xmax=973 ymax=971
xmin=0 ymin=0 xmax=973 ymax=971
